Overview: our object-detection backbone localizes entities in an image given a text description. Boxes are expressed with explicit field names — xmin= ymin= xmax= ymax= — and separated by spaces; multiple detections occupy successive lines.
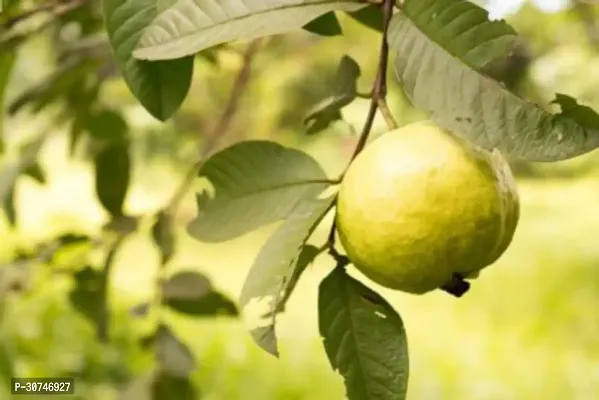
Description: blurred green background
xmin=1 ymin=0 xmax=599 ymax=399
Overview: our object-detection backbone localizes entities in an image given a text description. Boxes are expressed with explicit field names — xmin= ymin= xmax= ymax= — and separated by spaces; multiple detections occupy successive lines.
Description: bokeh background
xmin=1 ymin=0 xmax=599 ymax=399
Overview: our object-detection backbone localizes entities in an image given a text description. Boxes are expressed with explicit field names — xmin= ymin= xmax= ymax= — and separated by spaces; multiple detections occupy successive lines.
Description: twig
xmin=327 ymin=0 xmax=396 ymax=261
xmin=377 ymin=98 xmax=399 ymax=130
xmin=97 ymin=234 xmax=126 ymax=343
xmin=166 ymin=38 xmax=264 ymax=216
xmin=0 ymin=0 xmax=89 ymax=46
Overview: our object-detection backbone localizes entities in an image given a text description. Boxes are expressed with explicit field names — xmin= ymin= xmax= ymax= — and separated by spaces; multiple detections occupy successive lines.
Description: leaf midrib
xmin=138 ymin=0 xmax=361 ymax=46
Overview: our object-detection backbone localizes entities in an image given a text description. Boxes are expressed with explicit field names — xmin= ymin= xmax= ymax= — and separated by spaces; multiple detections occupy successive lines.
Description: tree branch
xmin=328 ymin=0 xmax=396 ymax=261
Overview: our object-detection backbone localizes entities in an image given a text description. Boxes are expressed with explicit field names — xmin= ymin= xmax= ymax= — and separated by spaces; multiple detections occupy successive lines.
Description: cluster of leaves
xmin=2 ymin=0 xmax=599 ymax=399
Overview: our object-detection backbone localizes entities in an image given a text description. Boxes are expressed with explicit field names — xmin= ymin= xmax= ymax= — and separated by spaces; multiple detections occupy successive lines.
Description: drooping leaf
xmin=319 ymin=267 xmax=409 ymax=400
xmin=152 ymin=211 xmax=175 ymax=266
xmin=346 ymin=4 xmax=384 ymax=32
xmin=91 ymin=110 xmax=130 ymax=218
xmin=187 ymin=141 xmax=331 ymax=242
xmin=303 ymin=12 xmax=343 ymax=36
xmin=304 ymin=55 xmax=361 ymax=135
xmin=155 ymin=324 xmax=196 ymax=378
xmin=2 ymin=185 xmax=15 ymax=226
xmin=162 ymin=271 xmax=238 ymax=316
xmin=69 ymin=266 xmax=104 ymax=325
xmin=102 ymin=0 xmax=194 ymax=120
xmin=152 ymin=371 xmax=197 ymax=400
xmin=165 ymin=291 xmax=238 ymax=317
xmin=240 ymin=195 xmax=335 ymax=356
xmin=162 ymin=271 xmax=212 ymax=300
xmin=94 ymin=142 xmax=130 ymax=217
xmin=133 ymin=0 xmax=366 ymax=60
xmin=388 ymin=0 xmax=599 ymax=161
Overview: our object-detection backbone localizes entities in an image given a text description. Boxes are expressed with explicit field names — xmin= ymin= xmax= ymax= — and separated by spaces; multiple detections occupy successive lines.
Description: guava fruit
xmin=336 ymin=121 xmax=519 ymax=295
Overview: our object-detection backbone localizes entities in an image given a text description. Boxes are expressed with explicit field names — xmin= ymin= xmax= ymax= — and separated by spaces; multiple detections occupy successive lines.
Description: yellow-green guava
xmin=336 ymin=121 xmax=520 ymax=294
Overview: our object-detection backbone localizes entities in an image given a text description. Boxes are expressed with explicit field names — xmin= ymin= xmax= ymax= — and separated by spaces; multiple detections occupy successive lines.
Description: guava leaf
xmin=346 ymin=5 xmax=383 ymax=32
xmin=319 ymin=267 xmax=409 ymax=400
xmin=155 ymin=324 xmax=196 ymax=378
xmin=102 ymin=0 xmax=193 ymax=120
xmin=94 ymin=141 xmax=131 ymax=218
xmin=132 ymin=0 xmax=366 ymax=61
xmin=240 ymin=195 xmax=335 ymax=356
xmin=152 ymin=211 xmax=175 ymax=266
xmin=304 ymin=55 xmax=361 ymax=135
xmin=161 ymin=271 xmax=239 ymax=316
xmin=152 ymin=371 xmax=198 ymax=400
xmin=187 ymin=141 xmax=331 ymax=242
xmin=388 ymin=0 xmax=599 ymax=161
xmin=303 ymin=12 xmax=343 ymax=36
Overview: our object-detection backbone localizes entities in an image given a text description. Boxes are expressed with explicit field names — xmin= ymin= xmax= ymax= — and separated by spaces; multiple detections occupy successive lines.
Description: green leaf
xmin=303 ymin=12 xmax=343 ymax=36
xmin=94 ymin=142 xmax=131 ymax=217
xmin=319 ymin=267 xmax=409 ymax=400
xmin=152 ymin=371 xmax=197 ymax=400
xmin=346 ymin=5 xmax=383 ymax=32
xmin=23 ymin=162 xmax=46 ymax=184
xmin=165 ymin=291 xmax=238 ymax=317
xmin=305 ymin=55 xmax=361 ymax=135
xmin=0 ymin=51 xmax=16 ymax=153
xmin=162 ymin=271 xmax=212 ymax=300
xmin=155 ymin=324 xmax=196 ymax=378
xmin=240 ymin=195 xmax=335 ymax=356
xmin=162 ymin=271 xmax=238 ymax=317
xmin=133 ymin=0 xmax=366 ymax=60
xmin=388 ymin=0 xmax=599 ymax=161
xmin=69 ymin=266 xmax=104 ymax=325
xmin=187 ymin=141 xmax=331 ymax=242
xmin=102 ymin=0 xmax=193 ymax=120
xmin=152 ymin=211 xmax=175 ymax=266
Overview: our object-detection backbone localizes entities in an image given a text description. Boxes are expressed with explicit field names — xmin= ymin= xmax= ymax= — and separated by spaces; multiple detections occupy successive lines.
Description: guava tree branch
xmin=327 ymin=0 xmax=396 ymax=261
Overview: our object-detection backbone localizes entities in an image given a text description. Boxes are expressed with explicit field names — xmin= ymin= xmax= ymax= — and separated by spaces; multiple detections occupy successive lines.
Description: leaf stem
xmin=327 ymin=0 xmax=396 ymax=260
xmin=97 ymin=233 xmax=126 ymax=343
xmin=377 ymin=97 xmax=399 ymax=130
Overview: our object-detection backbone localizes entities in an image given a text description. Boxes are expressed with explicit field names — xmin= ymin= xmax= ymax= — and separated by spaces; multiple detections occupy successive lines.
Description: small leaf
xmin=304 ymin=55 xmax=361 ymax=135
xmin=69 ymin=266 xmax=104 ymax=325
xmin=165 ymin=291 xmax=238 ymax=317
xmin=23 ymin=162 xmax=46 ymax=184
xmin=303 ymin=12 xmax=343 ymax=36
xmin=388 ymin=0 xmax=599 ymax=161
xmin=346 ymin=5 xmax=384 ymax=32
xmin=0 ymin=133 xmax=47 ymax=203
xmin=187 ymin=141 xmax=330 ymax=242
xmin=102 ymin=0 xmax=193 ymax=120
xmin=2 ymin=185 xmax=15 ymax=226
xmin=240 ymin=195 xmax=335 ymax=356
xmin=152 ymin=211 xmax=175 ymax=266
xmin=319 ymin=267 xmax=409 ymax=400
xmin=162 ymin=271 xmax=212 ymax=300
xmin=152 ymin=370 xmax=197 ymax=400
xmin=133 ymin=0 xmax=366 ymax=60
xmin=155 ymin=324 xmax=196 ymax=378
xmin=94 ymin=141 xmax=131 ymax=217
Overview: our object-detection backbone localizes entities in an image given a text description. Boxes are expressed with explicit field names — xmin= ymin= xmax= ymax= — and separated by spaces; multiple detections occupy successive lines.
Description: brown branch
xmin=0 ymin=0 xmax=89 ymax=46
xmin=328 ymin=0 xmax=396 ymax=261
